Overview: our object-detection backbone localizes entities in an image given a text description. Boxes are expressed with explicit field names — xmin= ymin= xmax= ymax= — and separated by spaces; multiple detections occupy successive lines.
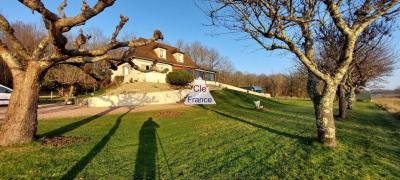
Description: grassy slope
xmin=0 ymin=89 xmax=399 ymax=179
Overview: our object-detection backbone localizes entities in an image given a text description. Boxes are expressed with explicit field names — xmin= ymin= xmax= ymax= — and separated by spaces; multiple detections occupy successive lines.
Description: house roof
xmin=126 ymin=41 xmax=198 ymax=68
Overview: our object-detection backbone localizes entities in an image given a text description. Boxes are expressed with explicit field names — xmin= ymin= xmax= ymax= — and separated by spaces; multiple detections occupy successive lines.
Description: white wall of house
xmin=111 ymin=58 xmax=172 ymax=83
xmin=144 ymin=72 xmax=168 ymax=83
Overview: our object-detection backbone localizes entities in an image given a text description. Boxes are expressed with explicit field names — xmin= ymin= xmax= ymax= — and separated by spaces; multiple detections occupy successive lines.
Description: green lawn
xmin=0 ymin=89 xmax=399 ymax=179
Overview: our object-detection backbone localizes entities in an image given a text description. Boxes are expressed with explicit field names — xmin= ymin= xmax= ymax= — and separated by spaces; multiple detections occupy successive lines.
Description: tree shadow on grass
xmin=133 ymin=117 xmax=160 ymax=179
xmin=199 ymin=105 xmax=314 ymax=145
xmin=39 ymin=107 xmax=121 ymax=138
xmin=60 ymin=107 xmax=133 ymax=180
xmin=224 ymin=89 xmax=302 ymax=107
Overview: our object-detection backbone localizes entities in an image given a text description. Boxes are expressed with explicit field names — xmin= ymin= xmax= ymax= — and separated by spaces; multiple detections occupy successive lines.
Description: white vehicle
xmin=0 ymin=84 xmax=13 ymax=105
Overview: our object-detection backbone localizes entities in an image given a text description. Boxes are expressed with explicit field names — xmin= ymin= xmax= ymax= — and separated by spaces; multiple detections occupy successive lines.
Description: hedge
xmin=166 ymin=70 xmax=193 ymax=86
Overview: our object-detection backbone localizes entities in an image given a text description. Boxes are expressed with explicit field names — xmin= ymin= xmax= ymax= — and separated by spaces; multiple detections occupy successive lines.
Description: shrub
xmin=113 ymin=76 xmax=124 ymax=84
xmin=166 ymin=70 xmax=193 ymax=86
xmin=162 ymin=68 xmax=170 ymax=73
xmin=109 ymin=76 xmax=124 ymax=87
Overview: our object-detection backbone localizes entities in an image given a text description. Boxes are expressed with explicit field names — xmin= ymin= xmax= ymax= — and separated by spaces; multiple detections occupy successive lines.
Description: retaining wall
xmin=86 ymin=81 xmax=270 ymax=107
xmin=86 ymin=89 xmax=190 ymax=107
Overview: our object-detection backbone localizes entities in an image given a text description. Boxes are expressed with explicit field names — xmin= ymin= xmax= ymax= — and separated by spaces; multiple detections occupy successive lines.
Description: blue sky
xmin=1 ymin=0 xmax=399 ymax=89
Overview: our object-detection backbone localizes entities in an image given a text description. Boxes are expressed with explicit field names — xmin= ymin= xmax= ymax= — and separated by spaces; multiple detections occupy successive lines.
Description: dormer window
xmin=155 ymin=48 xmax=166 ymax=59
xmin=160 ymin=48 xmax=166 ymax=58
xmin=174 ymin=53 xmax=184 ymax=63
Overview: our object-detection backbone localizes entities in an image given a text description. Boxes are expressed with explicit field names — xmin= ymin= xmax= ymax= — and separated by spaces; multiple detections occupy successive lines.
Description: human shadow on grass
xmin=39 ymin=107 xmax=120 ymax=138
xmin=133 ymin=117 xmax=160 ymax=179
xmin=60 ymin=107 xmax=133 ymax=180
xmin=199 ymin=105 xmax=314 ymax=145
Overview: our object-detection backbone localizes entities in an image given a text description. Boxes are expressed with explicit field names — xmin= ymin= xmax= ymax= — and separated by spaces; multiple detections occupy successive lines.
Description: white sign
xmin=184 ymin=78 xmax=216 ymax=105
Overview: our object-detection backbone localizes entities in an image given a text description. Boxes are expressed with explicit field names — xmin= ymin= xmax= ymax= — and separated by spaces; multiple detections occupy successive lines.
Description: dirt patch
xmin=156 ymin=111 xmax=183 ymax=118
xmin=40 ymin=136 xmax=90 ymax=147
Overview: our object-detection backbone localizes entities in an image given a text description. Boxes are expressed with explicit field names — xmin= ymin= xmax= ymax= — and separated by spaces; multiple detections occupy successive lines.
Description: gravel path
xmin=0 ymin=103 xmax=190 ymax=120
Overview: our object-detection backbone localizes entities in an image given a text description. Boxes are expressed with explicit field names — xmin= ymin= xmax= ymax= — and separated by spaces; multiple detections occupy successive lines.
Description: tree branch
xmin=226 ymin=0 xmax=328 ymax=81
xmin=19 ymin=0 xmax=117 ymax=54
xmin=0 ymin=40 xmax=23 ymax=70
xmin=323 ymin=0 xmax=353 ymax=35
xmin=0 ymin=14 xmax=31 ymax=61
xmin=33 ymin=36 xmax=50 ymax=59
xmin=353 ymin=0 xmax=400 ymax=34
xmin=18 ymin=0 xmax=60 ymax=21
xmin=73 ymin=29 xmax=91 ymax=49
xmin=55 ymin=0 xmax=116 ymax=31
xmin=111 ymin=15 xmax=129 ymax=43
xmin=57 ymin=0 xmax=67 ymax=18
xmin=65 ymin=30 xmax=163 ymax=58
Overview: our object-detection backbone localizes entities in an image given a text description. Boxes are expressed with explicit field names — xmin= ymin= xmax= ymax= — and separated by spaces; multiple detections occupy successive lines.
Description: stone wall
xmin=86 ymin=89 xmax=190 ymax=107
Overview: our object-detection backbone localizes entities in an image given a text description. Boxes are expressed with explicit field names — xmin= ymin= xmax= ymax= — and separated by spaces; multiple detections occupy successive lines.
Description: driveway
xmin=0 ymin=103 xmax=190 ymax=121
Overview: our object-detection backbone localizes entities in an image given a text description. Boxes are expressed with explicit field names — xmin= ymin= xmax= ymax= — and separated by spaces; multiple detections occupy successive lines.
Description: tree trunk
xmin=61 ymin=87 xmax=64 ymax=96
xmin=314 ymin=83 xmax=337 ymax=148
xmin=0 ymin=64 xmax=42 ymax=146
xmin=337 ymin=84 xmax=347 ymax=119
xmin=347 ymin=86 xmax=356 ymax=109
xmin=306 ymin=73 xmax=337 ymax=147
xmin=64 ymin=85 xmax=75 ymax=104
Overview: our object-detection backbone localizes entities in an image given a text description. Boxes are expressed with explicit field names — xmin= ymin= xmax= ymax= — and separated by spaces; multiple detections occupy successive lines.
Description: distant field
xmin=0 ymin=89 xmax=399 ymax=179
xmin=372 ymin=97 xmax=400 ymax=118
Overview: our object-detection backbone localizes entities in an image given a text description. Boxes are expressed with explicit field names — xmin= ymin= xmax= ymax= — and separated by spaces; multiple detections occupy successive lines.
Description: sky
xmin=1 ymin=0 xmax=399 ymax=89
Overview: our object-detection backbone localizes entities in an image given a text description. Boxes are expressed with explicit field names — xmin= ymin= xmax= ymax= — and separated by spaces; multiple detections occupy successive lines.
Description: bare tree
xmin=288 ymin=70 xmax=308 ymax=98
xmin=178 ymin=40 xmax=231 ymax=71
xmin=177 ymin=40 xmax=236 ymax=82
xmin=0 ymin=0 xmax=163 ymax=146
xmin=205 ymin=0 xmax=400 ymax=147
xmin=43 ymin=64 xmax=97 ymax=103
xmin=317 ymin=21 xmax=396 ymax=119
xmin=0 ymin=58 xmax=12 ymax=87
xmin=265 ymin=74 xmax=288 ymax=96
xmin=0 ymin=21 xmax=46 ymax=87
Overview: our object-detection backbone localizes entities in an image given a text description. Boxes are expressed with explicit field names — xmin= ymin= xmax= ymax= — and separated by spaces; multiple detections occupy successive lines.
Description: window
xmin=176 ymin=53 xmax=184 ymax=63
xmin=123 ymin=66 xmax=130 ymax=76
xmin=154 ymin=48 xmax=167 ymax=59
xmin=194 ymin=70 xmax=204 ymax=80
xmin=159 ymin=48 xmax=166 ymax=59
xmin=0 ymin=87 xmax=6 ymax=93
xmin=146 ymin=65 xmax=150 ymax=70
xmin=0 ymin=87 xmax=11 ymax=93
xmin=205 ymin=73 xmax=215 ymax=81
